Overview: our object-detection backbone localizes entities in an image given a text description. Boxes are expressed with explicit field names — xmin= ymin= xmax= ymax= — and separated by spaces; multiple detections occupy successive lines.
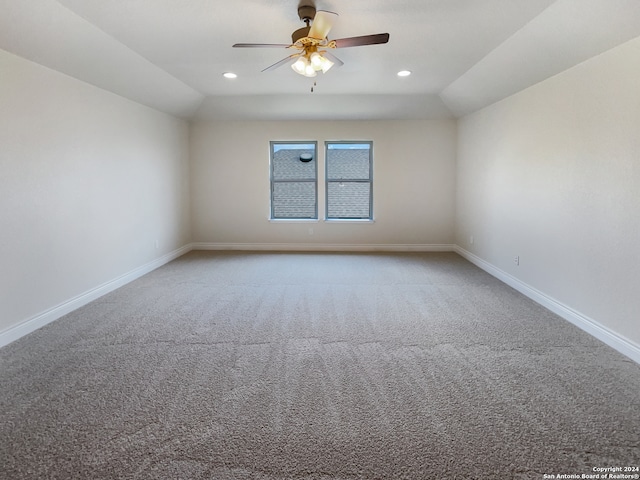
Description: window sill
xmin=269 ymin=218 xmax=319 ymax=223
xmin=324 ymin=219 xmax=375 ymax=224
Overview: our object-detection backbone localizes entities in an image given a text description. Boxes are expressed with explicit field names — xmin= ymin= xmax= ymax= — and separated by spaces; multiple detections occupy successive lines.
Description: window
xmin=270 ymin=142 xmax=317 ymax=219
xmin=325 ymin=141 xmax=373 ymax=220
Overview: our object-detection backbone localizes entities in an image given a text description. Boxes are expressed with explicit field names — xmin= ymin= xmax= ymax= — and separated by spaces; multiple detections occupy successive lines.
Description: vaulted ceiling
xmin=2 ymin=0 xmax=640 ymax=120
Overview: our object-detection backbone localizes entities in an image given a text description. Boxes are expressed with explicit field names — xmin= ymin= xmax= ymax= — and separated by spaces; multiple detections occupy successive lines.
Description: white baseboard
xmin=0 ymin=245 xmax=192 ymax=349
xmin=0 ymin=243 xmax=450 ymax=348
xmin=454 ymin=246 xmax=640 ymax=365
xmin=7 ymin=243 xmax=636 ymax=365
xmin=191 ymin=242 xmax=456 ymax=252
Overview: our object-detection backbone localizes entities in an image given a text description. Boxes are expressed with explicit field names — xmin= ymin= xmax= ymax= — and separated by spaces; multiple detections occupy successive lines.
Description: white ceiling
xmin=2 ymin=0 xmax=640 ymax=120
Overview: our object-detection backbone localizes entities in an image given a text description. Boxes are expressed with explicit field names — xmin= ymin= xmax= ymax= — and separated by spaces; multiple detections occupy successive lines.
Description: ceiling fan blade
xmin=261 ymin=54 xmax=299 ymax=72
xmin=322 ymin=51 xmax=344 ymax=68
xmin=233 ymin=43 xmax=292 ymax=48
xmin=308 ymin=10 xmax=338 ymax=40
xmin=333 ymin=33 xmax=390 ymax=48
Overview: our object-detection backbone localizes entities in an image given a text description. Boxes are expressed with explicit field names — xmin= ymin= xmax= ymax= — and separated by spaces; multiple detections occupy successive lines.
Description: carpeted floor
xmin=1 ymin=251 xmax=639 ymax=479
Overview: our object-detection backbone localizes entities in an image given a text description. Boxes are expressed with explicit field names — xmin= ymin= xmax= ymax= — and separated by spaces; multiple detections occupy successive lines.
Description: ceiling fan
xmin=232 ymin=3 xmax=390 ymax=78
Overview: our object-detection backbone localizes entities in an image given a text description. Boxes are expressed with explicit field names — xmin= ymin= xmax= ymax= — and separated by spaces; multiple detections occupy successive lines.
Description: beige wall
xmin=455 ymin=36 xmax=640 ymax=347
xmin=190 ymin=119 xmax=457 ymax=248
xmin=0 ymin=49 xmax=191 ymax=335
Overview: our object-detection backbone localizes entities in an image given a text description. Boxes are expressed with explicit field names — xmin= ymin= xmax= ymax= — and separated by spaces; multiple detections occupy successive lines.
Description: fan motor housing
xmin=292 ymin=26 xmax=311 ymax=43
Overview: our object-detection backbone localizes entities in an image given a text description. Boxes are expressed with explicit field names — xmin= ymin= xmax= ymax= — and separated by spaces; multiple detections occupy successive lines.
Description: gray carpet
xmin=1 ymin=251 xmax=639 ymax=479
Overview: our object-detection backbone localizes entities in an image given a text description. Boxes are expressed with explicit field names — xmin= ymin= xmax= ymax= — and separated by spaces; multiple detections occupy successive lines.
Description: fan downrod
xmin=292 ymin=5 xmax=316 ymax=43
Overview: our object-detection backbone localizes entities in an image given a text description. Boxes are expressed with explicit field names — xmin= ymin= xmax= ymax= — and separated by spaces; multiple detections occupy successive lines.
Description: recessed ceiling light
xmin=397 ymin=70 xmax=411 ymax=77
xmin=223 ymin=72 xmax=238 ymax=79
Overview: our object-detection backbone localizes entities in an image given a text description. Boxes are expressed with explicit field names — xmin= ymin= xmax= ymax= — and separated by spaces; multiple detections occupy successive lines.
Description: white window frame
xmin=324 ymin=141 xmax=373 ymax=221
xmin=269 ymin=141 xmax=318 ymax=220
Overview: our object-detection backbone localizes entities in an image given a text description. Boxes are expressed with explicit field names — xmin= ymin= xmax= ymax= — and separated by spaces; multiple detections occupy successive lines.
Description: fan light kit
xmin=291 ymin=49 xmax=334 ymax=77
xmin=233 ymin=3 xmax=389 ymax=78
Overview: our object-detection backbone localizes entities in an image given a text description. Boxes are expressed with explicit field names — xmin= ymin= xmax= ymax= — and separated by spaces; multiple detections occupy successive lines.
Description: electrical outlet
xmin=514 ymin=255 xmax=520 ymax=266
xmin=308 ymin=227 xmax=314 ymax=235
xmin=470 ymin=235 xmax=474 ymax=245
